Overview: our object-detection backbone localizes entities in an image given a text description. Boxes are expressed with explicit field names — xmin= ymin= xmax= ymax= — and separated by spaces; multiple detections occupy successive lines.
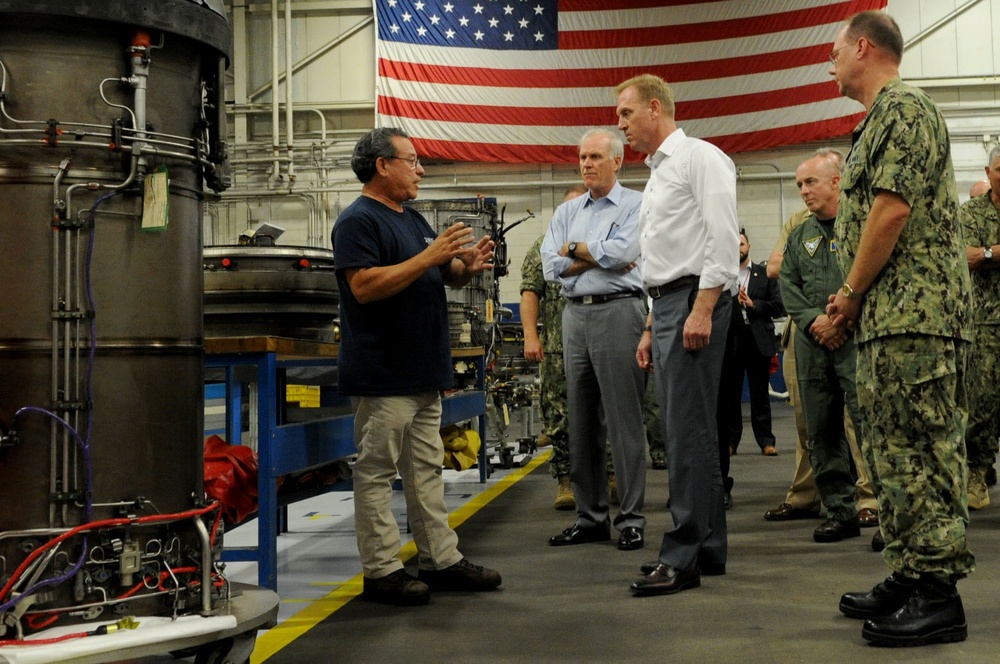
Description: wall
xmin=218 ymin=0 xmax=1000 ymax=304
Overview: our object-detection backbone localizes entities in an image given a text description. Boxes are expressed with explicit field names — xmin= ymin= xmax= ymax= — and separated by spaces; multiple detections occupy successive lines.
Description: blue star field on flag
xmin=376 ymin=0 xmax=558 ymax=50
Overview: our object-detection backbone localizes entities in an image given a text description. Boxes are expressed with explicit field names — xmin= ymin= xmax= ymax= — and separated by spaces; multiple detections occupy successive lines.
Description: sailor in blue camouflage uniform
xmin=958 ymin=145 xmax=1000 ymax=510
xmin=826 ymin=11 xmax=975 ymax=647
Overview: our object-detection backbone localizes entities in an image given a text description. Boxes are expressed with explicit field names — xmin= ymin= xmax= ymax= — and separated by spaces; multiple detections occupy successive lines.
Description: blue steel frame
xmin=205 ymin=340 xmax=486 ymax=591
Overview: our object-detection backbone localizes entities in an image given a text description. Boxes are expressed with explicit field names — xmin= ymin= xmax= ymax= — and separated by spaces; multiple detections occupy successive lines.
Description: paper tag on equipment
xmin=141 ymin=168 xmax=169 ymax=231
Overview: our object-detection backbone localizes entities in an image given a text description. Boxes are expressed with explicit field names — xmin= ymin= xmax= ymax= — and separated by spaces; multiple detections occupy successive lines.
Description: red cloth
xmin=204 ymin=435 xmax=259 ymax=525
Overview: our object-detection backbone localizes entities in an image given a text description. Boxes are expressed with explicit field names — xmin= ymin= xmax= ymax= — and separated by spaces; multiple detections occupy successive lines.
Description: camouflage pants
xmin=965 ymin=323 xmax=1000 ymax=468
xmin=540 ymin=347 xmax=613 ymax=478
xmin=644 ymin=374 xmax=666 ymax=460
xmin=856 ymin=334 xmax=975 ymax=581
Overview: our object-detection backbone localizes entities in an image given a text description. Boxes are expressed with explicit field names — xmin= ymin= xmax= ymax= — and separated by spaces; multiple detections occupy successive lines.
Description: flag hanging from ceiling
xmin=374 ymin=0 xmax=888 ymax=163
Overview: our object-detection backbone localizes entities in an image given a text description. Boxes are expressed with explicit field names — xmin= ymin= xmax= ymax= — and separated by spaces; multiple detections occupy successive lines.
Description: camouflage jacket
xmin=519 ymin=235 xmax=565 ymax=352
xmin=836 ymin=78 xmax=972 ymax=343
xmin=959 ymin=192 xmax=1000 ymax=324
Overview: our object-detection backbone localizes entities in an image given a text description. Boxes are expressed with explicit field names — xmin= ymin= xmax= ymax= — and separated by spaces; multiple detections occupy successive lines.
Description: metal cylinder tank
xmin=0 ymin=0 xmax=231 ymax=634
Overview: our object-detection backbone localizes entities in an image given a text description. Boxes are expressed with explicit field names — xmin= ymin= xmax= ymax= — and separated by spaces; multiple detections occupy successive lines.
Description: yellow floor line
xmin=251 ymin=450 xmax=550 ymax=663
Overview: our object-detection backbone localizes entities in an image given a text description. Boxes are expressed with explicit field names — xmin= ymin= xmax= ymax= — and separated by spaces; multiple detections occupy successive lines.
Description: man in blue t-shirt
xmin=333 ymin=127 xmax=501 ymax=606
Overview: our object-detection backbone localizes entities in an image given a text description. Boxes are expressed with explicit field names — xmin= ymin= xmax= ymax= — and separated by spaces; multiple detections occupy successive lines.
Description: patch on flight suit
xmin=803 ymin=235 xmax=823 ymax=257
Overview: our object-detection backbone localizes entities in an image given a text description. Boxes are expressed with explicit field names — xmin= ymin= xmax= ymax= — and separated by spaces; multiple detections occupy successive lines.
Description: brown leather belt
xmin=566 ymin=290 xmax=643 ymax=305
xmin=647 ymin=275 xmax=700 ymax=299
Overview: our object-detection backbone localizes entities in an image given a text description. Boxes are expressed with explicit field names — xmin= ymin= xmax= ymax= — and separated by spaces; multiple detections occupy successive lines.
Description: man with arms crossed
xmin=542 ymin=129 xmax=648 ymax=552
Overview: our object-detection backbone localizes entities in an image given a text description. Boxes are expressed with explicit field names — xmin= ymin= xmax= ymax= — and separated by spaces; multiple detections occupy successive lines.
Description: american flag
xmin=374 ymin=0 xmax=888 ymax=163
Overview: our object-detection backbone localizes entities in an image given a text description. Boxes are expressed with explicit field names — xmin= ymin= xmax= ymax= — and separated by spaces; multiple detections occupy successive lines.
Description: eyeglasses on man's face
xmin=388 ymin=155 xmax=421 ymax=170
xmin=829 ymin=40 xmax=857 ymax=65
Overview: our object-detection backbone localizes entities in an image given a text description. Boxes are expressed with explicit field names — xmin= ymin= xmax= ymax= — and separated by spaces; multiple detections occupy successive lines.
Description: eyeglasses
xmin=388 ymin=155 xmax=421 ymax=170
xmin=829 ymin=40 xmax=857 ymax=65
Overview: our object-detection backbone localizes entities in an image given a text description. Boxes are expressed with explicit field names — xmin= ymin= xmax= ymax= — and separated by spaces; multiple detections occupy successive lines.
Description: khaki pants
xmin=353 ymin=392 xmax=462 ymax=579
xmin=782 ymin=322 xmax=876 ymax=511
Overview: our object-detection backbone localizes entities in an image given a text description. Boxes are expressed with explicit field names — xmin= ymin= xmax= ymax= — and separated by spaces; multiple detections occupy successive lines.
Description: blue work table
xmin=204 ymin=336 xmax=486 ymax=591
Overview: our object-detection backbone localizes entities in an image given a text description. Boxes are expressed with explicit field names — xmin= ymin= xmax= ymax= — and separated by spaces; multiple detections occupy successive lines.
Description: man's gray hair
xmin=988 ymin=144 xmax=1000 ymax=167
xmin=815 ymin=147 xmax=845 ymax=175
xmin=580 ymin=128 xmax=624 ymax=161
xmin=351 ymin=127 xmax=409 ymax=184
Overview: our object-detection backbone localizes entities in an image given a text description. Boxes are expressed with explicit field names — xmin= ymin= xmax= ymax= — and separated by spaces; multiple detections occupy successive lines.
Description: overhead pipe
xmin=284 ymin=0 xmax=295 ymax=185
xmin=270 ymin=0 xmax=280 ymax=184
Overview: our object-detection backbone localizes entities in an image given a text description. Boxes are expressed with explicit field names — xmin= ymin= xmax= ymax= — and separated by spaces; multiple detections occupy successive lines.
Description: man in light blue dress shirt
xmin=542 ymin=128 xmax=648 ymax=552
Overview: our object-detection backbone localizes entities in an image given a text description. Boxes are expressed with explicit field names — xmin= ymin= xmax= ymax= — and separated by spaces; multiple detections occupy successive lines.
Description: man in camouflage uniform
xmin=828 ymin=12 xmax=975 ymax=647
xmin=520 ymin=184 xmax=592 ymax=510
xmin=959 ymin=145 xmax=1000 ymax=510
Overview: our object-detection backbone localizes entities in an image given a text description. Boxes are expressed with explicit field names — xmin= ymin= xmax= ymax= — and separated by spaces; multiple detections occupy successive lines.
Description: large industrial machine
xmin=0 ymin=2 xmax=277 ymax=660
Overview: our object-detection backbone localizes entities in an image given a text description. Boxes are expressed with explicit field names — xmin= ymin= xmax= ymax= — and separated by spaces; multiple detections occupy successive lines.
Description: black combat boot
xmin=840 ymin=572 xmax=919 ymax=618
xmin=861 ymin=576 xmax=967 ymax=647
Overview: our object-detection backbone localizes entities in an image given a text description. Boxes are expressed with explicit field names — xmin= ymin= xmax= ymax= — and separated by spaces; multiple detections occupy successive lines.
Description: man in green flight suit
xmin=781 ymin=153 xmax=866 ymax=546
xmin=828 ymin=11 xmax=975 ymax=647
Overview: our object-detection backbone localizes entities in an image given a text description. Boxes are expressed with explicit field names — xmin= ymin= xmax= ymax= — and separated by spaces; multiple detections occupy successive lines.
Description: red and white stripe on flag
xmin=374 ymin=0 xmax=889 ymax=163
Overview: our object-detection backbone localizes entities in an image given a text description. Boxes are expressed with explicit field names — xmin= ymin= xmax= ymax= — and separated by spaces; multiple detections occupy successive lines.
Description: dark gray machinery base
xmin=0 ymin=583 xmax=279 ymax=664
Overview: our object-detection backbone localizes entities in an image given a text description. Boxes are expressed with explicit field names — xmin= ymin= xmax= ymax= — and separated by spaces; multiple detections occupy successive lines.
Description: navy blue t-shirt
xmin=332 ymin=196 xmax=454 ymax=396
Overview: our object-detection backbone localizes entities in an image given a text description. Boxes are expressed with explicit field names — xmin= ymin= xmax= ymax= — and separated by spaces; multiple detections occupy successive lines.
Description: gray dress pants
xmin=562 ymin=296 xmax=647 ymax=531
xmin=652 ymin=289 xmax=730 ymax=570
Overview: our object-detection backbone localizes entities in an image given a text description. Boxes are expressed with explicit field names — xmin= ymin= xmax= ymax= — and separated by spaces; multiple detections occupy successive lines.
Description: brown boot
xmin=554 ymin=475 xmax=575 ymax=510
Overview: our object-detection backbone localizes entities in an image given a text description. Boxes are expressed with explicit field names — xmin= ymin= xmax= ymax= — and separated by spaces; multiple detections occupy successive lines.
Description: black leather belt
xmin=648 ymin=275 xmax=700 ymax=299
xmin=566 ymin=290 xmax=643 ymax=305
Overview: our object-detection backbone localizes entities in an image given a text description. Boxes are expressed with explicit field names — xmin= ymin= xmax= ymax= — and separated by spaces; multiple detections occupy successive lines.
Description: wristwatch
xmin=841 ymin=282 xmax=863 ymax=301
xmin=568 ymin=242 xmax=578 ymax=258
xmin=985 ymin=246 xmax=993 ymax=262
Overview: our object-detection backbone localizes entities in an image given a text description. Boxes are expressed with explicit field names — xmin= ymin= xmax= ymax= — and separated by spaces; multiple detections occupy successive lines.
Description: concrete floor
xmin=129 ymin=402 xmax=1000 ymax=663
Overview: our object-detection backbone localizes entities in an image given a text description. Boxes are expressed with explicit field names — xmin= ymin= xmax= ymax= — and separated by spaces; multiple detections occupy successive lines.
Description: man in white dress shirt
xmin=615 ymin=74 xmax=740 ymax=597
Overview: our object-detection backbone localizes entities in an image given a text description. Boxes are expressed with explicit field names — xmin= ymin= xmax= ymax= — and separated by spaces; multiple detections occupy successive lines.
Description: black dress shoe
xmin=862 ymin=581 xmax=967 ymax=646
xmin=839 ymin=573 xmax=919 ymax=619
xmin=723 ymin=492 xmax=734 ymax=510
xmin=617 ymin=526 xmax=644 ymax=551
xmin=641 ymin=558 xmax=725 ymax=576
xmin=763 ymin=503 xmax=821 ymax=521
xmin=548 ymin=523 xmax=610 ymax=546
xmin=813 ymin=517 xmax=861 ymax=543
xmin=630 ymin=564 xmax=700 ymax=596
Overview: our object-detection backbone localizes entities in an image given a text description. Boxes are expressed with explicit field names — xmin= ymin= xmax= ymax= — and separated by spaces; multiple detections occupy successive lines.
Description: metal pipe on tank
xmin=193 ymin=516 xmax=213 ymax=613
xmin=129 ymin=32 xmax=151 ymax=175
